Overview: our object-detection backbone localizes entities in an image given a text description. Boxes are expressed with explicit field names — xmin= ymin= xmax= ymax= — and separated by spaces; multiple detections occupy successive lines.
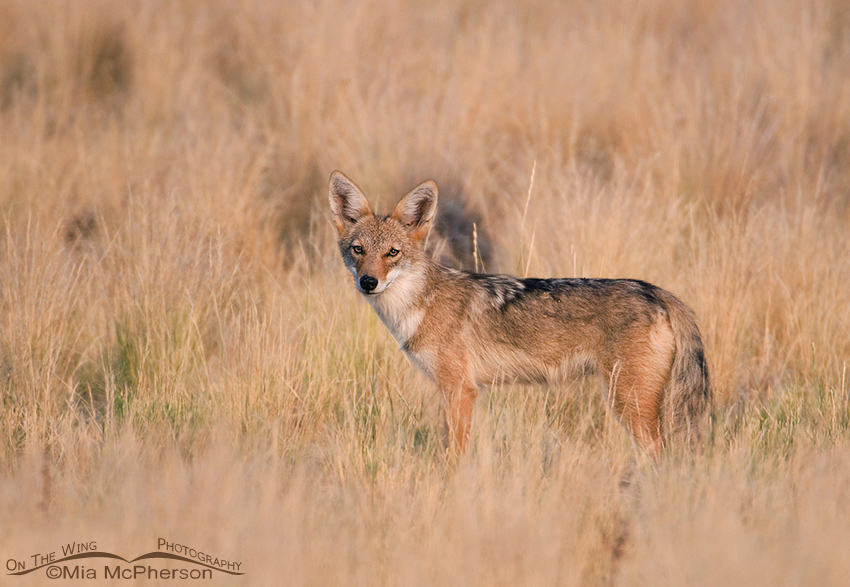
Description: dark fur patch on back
xmin=468 ymin=273 xmax=527 ymax=307
xmin=463 ymin=275 xmax=674 ymax=320
xmin=627 ymin=279 xmax=666 ymax=307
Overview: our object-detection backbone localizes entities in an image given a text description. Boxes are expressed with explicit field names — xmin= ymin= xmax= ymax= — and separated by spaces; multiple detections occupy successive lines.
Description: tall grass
xmin=1 ymin=0 xmax=849 ymax=584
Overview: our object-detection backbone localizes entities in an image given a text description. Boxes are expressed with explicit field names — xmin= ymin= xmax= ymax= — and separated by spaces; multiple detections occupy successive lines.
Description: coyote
xmin=329 ymin=171 xmax=710 ymax=457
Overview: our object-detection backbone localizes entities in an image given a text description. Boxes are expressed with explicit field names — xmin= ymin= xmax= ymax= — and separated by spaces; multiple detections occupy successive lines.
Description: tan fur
xmin=329 ymin=170 xmax=711 ymax=458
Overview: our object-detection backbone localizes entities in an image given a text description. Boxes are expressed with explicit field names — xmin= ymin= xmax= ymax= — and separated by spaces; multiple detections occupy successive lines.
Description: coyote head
xmin=328 ymin=171 xmax=437 ymax=296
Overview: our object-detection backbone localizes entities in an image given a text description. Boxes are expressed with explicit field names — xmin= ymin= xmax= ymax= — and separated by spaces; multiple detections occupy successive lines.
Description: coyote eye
xmin=351 ymin=244 xmax=364 ymax=255
xmin=387 ymin=248 xmax=400 ymax=257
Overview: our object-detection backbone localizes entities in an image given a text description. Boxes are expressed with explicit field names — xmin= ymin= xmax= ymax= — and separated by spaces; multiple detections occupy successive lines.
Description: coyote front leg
xmin=435 ymin=363 xmax=477 ymax=458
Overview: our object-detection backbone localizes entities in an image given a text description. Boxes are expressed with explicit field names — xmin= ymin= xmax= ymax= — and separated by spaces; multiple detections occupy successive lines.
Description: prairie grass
xmin=1 ymin=0 xmax=849 ymax=584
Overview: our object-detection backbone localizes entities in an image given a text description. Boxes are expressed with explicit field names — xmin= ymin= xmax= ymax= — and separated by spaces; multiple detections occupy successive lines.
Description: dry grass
xmin=1 ymin=0 xmax=850 ymax=584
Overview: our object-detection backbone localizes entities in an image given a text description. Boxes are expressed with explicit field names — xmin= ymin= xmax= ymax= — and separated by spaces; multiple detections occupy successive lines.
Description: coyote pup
xmin=329 ymin=171 xmax=710 ymax=457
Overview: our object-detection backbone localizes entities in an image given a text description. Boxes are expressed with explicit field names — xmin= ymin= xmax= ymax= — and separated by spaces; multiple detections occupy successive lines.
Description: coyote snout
xmin=359 ymin=275 xmax=379 ymax=292
xmin=329 ymin=170 xmax=711 ymax=459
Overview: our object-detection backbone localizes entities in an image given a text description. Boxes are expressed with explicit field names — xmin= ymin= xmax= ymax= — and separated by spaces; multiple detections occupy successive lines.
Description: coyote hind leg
xmin=606 ymin=361 xmax=666 ymax=458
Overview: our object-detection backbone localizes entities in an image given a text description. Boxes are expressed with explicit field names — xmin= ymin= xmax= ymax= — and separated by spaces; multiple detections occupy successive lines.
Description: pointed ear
xmin=329 ymin=171 xmax=372 ymax=235
xmin=390 ymin=180 xmax=438 ymax=243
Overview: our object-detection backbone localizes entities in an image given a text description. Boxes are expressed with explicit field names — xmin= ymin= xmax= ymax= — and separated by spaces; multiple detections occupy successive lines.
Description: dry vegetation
xmin=1 ymin=0 xmax=850 ymax=584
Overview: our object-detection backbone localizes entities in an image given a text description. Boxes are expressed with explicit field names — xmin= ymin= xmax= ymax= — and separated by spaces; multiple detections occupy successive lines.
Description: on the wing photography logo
xmin=5 ymin=538 xmax=243 ymax=581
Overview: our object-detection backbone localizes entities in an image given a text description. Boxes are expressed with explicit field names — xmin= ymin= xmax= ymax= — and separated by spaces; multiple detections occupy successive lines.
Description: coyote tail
xmin=661 ymin=292 xmax=712 ymax=447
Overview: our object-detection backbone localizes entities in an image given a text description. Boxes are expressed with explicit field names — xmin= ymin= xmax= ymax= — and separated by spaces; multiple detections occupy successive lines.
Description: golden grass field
xmin=1 ymin=0 xmax=850 ymax=584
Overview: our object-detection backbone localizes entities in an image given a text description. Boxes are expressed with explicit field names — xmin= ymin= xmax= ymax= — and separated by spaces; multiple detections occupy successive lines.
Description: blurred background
xmin=1 ymin=0 xmax=849 ymax=583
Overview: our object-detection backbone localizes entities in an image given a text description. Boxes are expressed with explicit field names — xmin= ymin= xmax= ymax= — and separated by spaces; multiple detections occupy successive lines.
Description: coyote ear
xmin=390 ymin=180 xmax=438 ymax=243
xmin=329 ymin=171 xmax=372 ymax=235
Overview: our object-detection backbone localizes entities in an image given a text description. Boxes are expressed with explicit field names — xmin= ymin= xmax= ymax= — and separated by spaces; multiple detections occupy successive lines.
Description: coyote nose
xmin=360 ymin=275 xmax=379 ymax=292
